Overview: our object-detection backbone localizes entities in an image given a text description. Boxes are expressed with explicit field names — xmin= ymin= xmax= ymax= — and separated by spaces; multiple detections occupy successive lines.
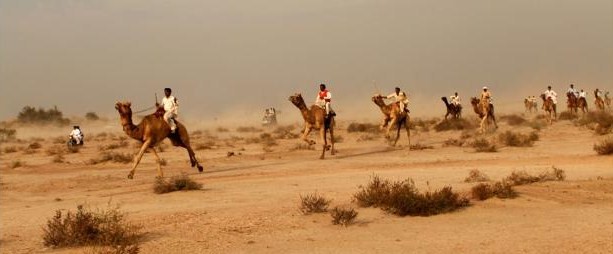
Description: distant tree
xmin=17 ymin=106 xmax=69 ymax=125
xmin=85 ymin=112 xmax=100 ymax=121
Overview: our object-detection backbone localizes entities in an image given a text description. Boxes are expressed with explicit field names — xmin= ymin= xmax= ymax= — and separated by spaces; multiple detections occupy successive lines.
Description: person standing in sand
xmin=156 ymin=88 xmax=179 ymax=133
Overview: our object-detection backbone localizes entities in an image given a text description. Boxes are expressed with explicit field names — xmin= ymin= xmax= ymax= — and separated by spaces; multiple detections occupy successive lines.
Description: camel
xmin=372 ymin=95 xmax=410 ymax=146
xmin=577 ymin=95 xmax=588 ymax=115
xmin=524 ymin=97 xmax=538 ymax=113
xmin=441 ymin=97 xmax=462 ymax=119
xmin=540 ymin=94 xmax=556 ymax=124
xmin=470 ymin=97 xmax=497 ymax=133
xmin=594 ymin=90 xmax=605 ymax=111
xmin=566 ymin=92 xmax=578 ymax=115
xmin=115 ymin=102 xmax=203 ymax=179
xmin=288 ymin=93 xmax=335 ymax=159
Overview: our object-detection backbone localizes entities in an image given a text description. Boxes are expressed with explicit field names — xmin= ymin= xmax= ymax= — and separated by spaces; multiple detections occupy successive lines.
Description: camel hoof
xmin=127 ymin=174 xmax=134 ymax=179
xmin=197 ymin=165 xmax=204 ymax=173
xmin=319 ymin=156 xmax=325 ymax=160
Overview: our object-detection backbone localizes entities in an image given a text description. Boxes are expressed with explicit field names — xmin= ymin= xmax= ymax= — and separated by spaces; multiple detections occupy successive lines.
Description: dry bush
xmin=42 ymin=205 xmax=141 ymax=252
xmin=194 ymin=141 xmax=214 ymax=150
xmin=153 ymin=174 xmax=202 ymax=194
xmin=347 ymin=122 xmax=379 ymax=133
xmin=0 ymin=127 xmax=17 ymax=142
xmin=23 ymin=148 xmax=37 ymax=154
xmin=272 ymin=125 xmax=299 ymax=139
xmin=99 ymin=141 xmax=129 ymax=151
xmin=504 ymin=167 xmax=566 ymax=186
xmin=17 ymin=106 xmax=70 ymax=125
xmin=491 ymin=181 xmax=518 ymax=198
xmin=52 ymin=136 xmax=66 ymax=144
xmin=334 ymin=135 xmax=344 ymax=143
xmin=433 ymin=118 xmax=475 ymax=132
xmin=299 ymin=192 xmax=331 ymax=214
xmin=28 ymin=142 xmax=42 ymax=149
xmin=236 ymin=126 xmax=263 ymax=133
xmin=498 ymin=131 xmax=537 ymax=147
xmin=290 ymin=143 xmax=315 ymax=151
xmin=500 ymin=114 xmax=527 ymax=126
xmin=85 ymin=112 xmax=100 ymax=121
xmin=52 ymin=154 xmax=65 ymax=163
xmin=46 ymin=146 xmax=65 ymax=156
xmin=470 ymin=181 xmax=517 ymax=200
xmin=594 ymin=137 xmax=613 ymax=155
xmin=470 ymin=183 xmax=493 ymax=200
xmin=464 ymin=169 xmax=490 ymax=183
xmin=471 ymin=138 xmax=497 ymax=152
xmin=260 ymin=133 xmax=278 ymax=146
xmin=528 ymin=120 xmax=546 ymax=131
xmin=409 ymin=143 xmax=434 ymax=150
xmin=10 ymin=160 xmax=24 ymax=169
xmin=216 ymin=127 xmax=229 ymax=132
xmin=3 ymin=146 xmax=18 ymax=153
xmin=89 ymin=152 xmax=133 ymax=165
xmin=354 ymin=175 xmax=469 ymax=216
xmin=460 ymin=130 xmax=474 ymax=140
xmin=410 ymin=118 xmax=438 ymax=132
xmin=557 ymin=111 xmax=577 ymax=121
xmin=575 ymin=111 xmax=613 ymax=135
xmin=443 ymin=138 xmax=465 ymax=147
xmin=66 ymin=146 xmax=81 ymax=154
xmin=330 ymin=206 xmax=358 ymax=226
xmin=245 ymin=137 xmax=261 ymax=144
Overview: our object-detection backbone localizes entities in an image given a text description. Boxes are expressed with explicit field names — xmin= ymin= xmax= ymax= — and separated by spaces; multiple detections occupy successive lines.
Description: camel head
xmin=540 ymin=93 xmax=546 ymax=102
xmin=470 ymin=97 xmax=479 ymax=106
xmin=288 ymin=93 xmax=306 ymax=109
xmin=371 ymin=94 xmax=386 ymax=107
xmin=115 ymin=101 xmax=133 ymax=120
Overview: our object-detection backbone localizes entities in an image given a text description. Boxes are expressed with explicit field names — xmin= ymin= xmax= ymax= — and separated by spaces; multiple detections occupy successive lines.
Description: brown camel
xmin=470 ymin=97 xmax=497 ymax=133
xmin=441 ymin=97 xmax=462 ymax=119
xmin=577 ymin=96 xmax=588 ymax=115
xmin=115 ymin=102 xmax=203 ymax=179
xmin=524 ymin=97 xmax=537 ymax=113
xmin=288 ymin=94 xmax=335 ymax=159
xmin=594 ymin=90 xmax=605 ymax=111
xmin=540 ymin=94 xmax=556 ymax=124
xmin=566 ymin=92 xmax=578 ymax=115
xmin=372 ymin=95 xmax=410 ymax=146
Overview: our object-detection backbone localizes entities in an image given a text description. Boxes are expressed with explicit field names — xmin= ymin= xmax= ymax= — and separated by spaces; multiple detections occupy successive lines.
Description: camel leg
xmin=386 ymin=118 xmax=397 ymax=139
xmin=405 ymin=117 xmax=411 ymax=147
xmin=185 ymin=145 xmax=204 ymax=172
xmin=479 ymin=115 xmax=487 ymax=133
xmin=149 ymin=147 xmax=164 ymax=178
xmin=302 ymin=126 xmax=315 ymax=145
xmin=319 ymin=127 xmax=327 ymax=160
xmin=393 ymin=120 xmax=401 ymax=147
xmin=128 ymin=140 xmax=151 ymax=179
xmin=329 ymin=120 xmax=336 ymax=156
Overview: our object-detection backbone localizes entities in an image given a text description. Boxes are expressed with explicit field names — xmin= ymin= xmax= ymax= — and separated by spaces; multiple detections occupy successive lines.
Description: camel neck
xmin=120 ymin=114 xmax=144 ymax=141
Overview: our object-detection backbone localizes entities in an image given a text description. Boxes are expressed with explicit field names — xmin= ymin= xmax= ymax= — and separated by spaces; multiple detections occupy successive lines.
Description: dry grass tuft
xmin=354 ymin=175 xmax=469 ymax=216
xmin=0 ymin=127 xmax=17 ymax=142
xmin=216 ymin=127 xmax=229 ymax=132
xmin=273 ymin=125 xmax=299 ymax=139
xmin=356 ymin=134 xmax=379 ymax=142
xmin=153 ymin=174 xmax=202 ymax=194
xmin=290 ymin=143 xmax=315 ymax=151
xmin=470 ymin=181 xmax=517 ymax=200
xmin=575 ymin=111 xmax=613 ymax=135
xmin=194 ymin=140 xmax=215 ymax=150
xmin=443 ymin=138 xmax=465 ymax=147
xmin=28 ymin=142 xmax=42 ymax=150
xmin=10 ymin=160 xmax=24 ymax=169
xmin=500 ymin=114 xmax=527 ymax=126
xmin=498 ymin=131 xmax=538 ymax=147
xmin=594 ymin=137 xmax=613 ymax=155
xmin=409 ymin=143 xmax=434 ymax=150
xmin=471 ymin=138 xmax=497 ymax=152
xmin=89 ymin=152 xmax=133 ymax=165
xmin=42 ymin=205 xmax=141 ymax=253
xmin=330 ymin=206 xmax=358 ymax=226
xmin=99 ymin=141 xmax=128 ymax=151
xmin=433 ymin=118 xmax=475 ymax=132
xmin=299 ymin=192 xmax=331 ymax=214
xmin=504 ymin=167 xmax=565 ymax=186
xmin=463 ymin=169 xmax=490 ymax=183
xmin=528 ymin=120 xmax=546 ymax=131
xmin=410 ymin=118 xmax=438 ymax=132
xmin=236 ymin=126 xmax=263 ymax=133
xmin=347 ymin=122 xmax=379 ymax=133
xmin=52 ymin=154 xmax=65 ymax=163
xmin=558 ymin=111 xmax=577 ymax=121
xmin=3 ymin=146 xmax=18 ymax=153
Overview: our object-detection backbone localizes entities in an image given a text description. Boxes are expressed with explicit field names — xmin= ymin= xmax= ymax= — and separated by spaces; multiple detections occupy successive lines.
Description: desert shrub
xmin=194 ymin=142 xmax=214 ymax=150
xmin=356 ymin=134 xmax=378 ymax=142
xmin=471 ymin=181 xmax=517 ymax=200
xmin=273 ymin=125 xmax=299 ymax=139
xmin=153 ymin=174 xmax=202 ymax=194
xmin=42 ymin=205 xmax=141 ymax=252
xmin=17 ymin=106 xmax=70 ymax=125
xmin=46 ymin=146 xmax=65 ymax=156
xmin=23 ymin=148 xmax=37 ymax=154
xmin=0 ymin=128 xmax=16 ymax=142
xmin=290 ymin=143 xmax=315 ymax=151
xmin=594 ymin=137 xmax=613 ymax=155
xmin=85 ymin=112 xmax=100 ymax=121
xmin=460 ymin=130 xmax=474 ymax=140
xmin=299 ymin=192 xmax=331 ymax=214
xmin=409 ymin=143 xmax=434 ymax=150
xmin=410 ymin=118 xmax=438 ymax=131
xmin=334 ymin=135 xmax=344 ymax=143
xmin=236 ymin=126 xmax=263 ymax=133
xmin=433 ymin=118 xmax=475 ymax=132
xmin=464 ymin=169 xmax=490 ymax=183
xmin=347 ymin=122 xmax=379 ymax=133
xmin=89 ymin=152 xmax=132 ymax=165
xmin=10 ymin=160 xmax=24 ymax=169
xmin=500 ymin=114 xmax=527 ymax=126
xmin=3 ymin=146 xmax=18 ymax=153
xmin=99 ymin=141 xmax=128 ymax=151
xmin=498 ymin=131 xmax=535 ymax=147
xmin=245 ymin=137 xmax=261 ymax=144
xmin=66 ymin=146 xmax=81 ymax=154
xmin=491 ymin=181 xmax=518 ymax=198
xmin=557 ymin=111 xmax=577 ymax=121
xmin=330 ymin=207 xmax=358 ymax=226
xmin=504 ymin=167 xmax=565 ymax=186
xmin=528 ymin=120 xmax=546 ymax=131
xmin=472 ymin=138 xmax=497 ymax=152
xmin=470 ymin=183 xmax=493 ymax=200
xmin=353 ymin=175 xmax=392 ymax=207
xmin=354 ymin=175 xmax=469 ymax=216
xmin=28 ymin=142 xmax=42 ymax=149
xmin=575 ymin=111 xmax=613 ymax=135
xmin=443 ymin=138 xmax=464 ymax=147
xmin=216 ymin=127 xmax=229 ymax=132
xmin=52 ymin=154 xmax=65 ymax=163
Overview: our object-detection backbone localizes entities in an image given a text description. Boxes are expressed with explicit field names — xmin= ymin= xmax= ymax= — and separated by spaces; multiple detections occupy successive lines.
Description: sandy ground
xmin=1 ymin=115 xmax=612 ymax=254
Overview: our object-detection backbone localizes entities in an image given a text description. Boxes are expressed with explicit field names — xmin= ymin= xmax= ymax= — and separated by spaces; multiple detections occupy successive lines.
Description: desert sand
xmin=1 ymin=113 xmax=612 ymax=254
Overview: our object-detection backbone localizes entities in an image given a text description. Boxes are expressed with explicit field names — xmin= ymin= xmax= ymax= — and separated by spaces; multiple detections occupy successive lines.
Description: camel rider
xmin=450 ymin=92 xmax=461 ymax=106
xmin=157 ymin=88 xmax=179 ymax=133
xmin=595 ymin=88 xmax=603 ymax=98
xmin=481 ymin=87 xmax=492 ymax=105
xmin=69 ymin=125 xmax=83 ymax=145
xmin=543 ymin=86 xmax=558 ymax=109
xmin=315 ymin=84 xmax=335 ymax=117
xmin=567 ymin=84 xmax=579 ymax=98
xmin=579 ymin=89 xmax=587 ymax=99
xmin=385 ymin=87 xmax=409 ymax=113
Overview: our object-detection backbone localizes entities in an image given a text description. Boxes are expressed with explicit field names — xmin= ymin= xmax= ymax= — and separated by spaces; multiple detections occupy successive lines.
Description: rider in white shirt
xmin=69 ymin=126 xmax=83 ymax=145
xmin=157 ymin=88 xmax=179 ymax=133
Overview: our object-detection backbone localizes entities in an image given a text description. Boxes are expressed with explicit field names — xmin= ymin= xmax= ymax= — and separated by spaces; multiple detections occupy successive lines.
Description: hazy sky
xmin=1 ymin=0 xmax=612 ymax=122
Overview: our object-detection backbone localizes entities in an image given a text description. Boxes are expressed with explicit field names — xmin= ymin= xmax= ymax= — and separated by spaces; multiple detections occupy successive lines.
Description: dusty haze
xmin=1 ymin=0 xmax=612 ymax=123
